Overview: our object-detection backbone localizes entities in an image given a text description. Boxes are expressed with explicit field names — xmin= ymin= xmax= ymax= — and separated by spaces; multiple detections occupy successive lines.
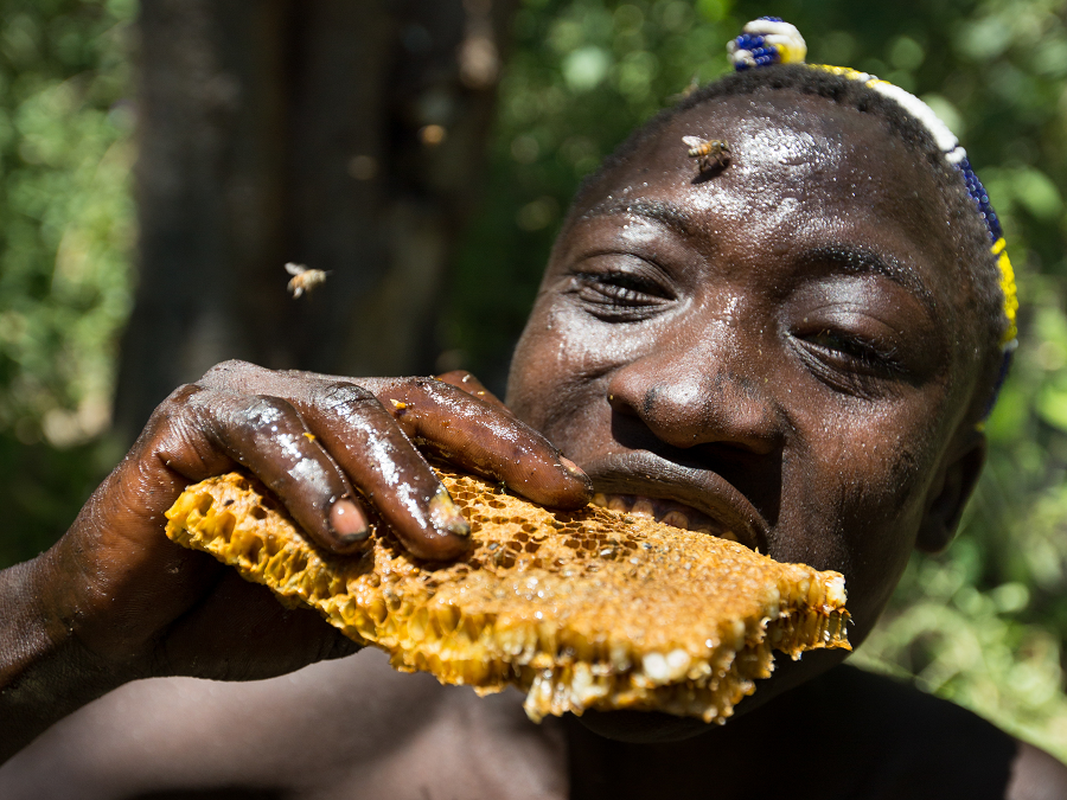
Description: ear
xmin=916 ymin=431 xmax=987 ymax=554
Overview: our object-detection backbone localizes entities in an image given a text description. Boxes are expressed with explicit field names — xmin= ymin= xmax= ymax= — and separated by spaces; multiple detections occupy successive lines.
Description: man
xmin=2 ymin=24 xmax=1066 ymax=799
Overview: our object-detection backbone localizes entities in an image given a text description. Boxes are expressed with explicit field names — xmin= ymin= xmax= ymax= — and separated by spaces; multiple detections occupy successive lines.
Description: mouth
xmin=581 ymin=453 xmax=768 ymax=552
xmin=592 ymin=493 xmax=741 ymax=542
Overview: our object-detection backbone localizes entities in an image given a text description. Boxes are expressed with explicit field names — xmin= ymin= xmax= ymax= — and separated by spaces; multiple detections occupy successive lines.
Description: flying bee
xmin=285 ymin=262 xmax=329 ymax=298
xmin=682 ymin=136 xmax=731 ymax=173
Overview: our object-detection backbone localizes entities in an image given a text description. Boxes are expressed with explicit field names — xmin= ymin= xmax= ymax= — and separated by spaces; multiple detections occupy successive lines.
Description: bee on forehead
xmin=285 ymin=262 xmax=329 ymax=298
xmin=682 ymin=135 xmax=731 ymax=173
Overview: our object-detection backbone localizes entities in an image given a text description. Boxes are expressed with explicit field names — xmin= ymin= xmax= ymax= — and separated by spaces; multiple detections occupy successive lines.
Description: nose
xmin=605 ymin=327 xmax=784 ymax=456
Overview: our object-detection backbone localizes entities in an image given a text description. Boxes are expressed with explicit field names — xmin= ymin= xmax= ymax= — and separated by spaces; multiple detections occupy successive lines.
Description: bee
xmin=285 ymin=262 xmax=329 ymax=298
xmin=682 ymin=136 xmax=731 ymax=173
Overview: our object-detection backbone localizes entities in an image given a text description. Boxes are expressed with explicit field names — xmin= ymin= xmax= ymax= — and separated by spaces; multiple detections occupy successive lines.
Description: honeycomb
xmin=165 ymin=467 xmax=850 ymax=724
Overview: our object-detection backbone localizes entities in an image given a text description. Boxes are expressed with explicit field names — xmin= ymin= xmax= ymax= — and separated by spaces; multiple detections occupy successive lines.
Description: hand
xmin=1 ymin=361 xmax=590 ymax=755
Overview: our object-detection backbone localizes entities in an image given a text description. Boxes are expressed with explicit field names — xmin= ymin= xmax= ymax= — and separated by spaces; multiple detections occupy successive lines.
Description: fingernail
xmin=429 ymin=487 xmax=470 ymax=538
xmin=330 ymin=498 xmax=370 ymax=543
xmin=559 ymin=455 xmax=588 ymax=481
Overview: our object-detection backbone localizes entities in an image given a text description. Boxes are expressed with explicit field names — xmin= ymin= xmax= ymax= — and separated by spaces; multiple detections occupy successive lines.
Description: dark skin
xmin=2 ymin=89 xmax=1066 ymax=798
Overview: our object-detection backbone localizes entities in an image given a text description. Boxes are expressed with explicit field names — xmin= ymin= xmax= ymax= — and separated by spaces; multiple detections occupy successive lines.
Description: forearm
xmin=0 ymin=555 xmax=128 ymax=764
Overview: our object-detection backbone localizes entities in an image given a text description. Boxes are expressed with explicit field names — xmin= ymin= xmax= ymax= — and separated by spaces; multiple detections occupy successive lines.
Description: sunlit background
xmin=3 ymin=0 xmax=1067 ymax=759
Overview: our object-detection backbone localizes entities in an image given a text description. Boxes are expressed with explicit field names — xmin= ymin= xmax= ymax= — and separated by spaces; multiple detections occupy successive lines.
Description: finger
xmin=434 ymin=370 xmax=510 ymax=412
xmin=193 ymin=364 xmax=587 ymax=540
xmin=287 ymin=381 xmax=471 ymax=561
xmin=159 ymin=386 xmax=371 ymax=555
xmin=194 ymin=364 xmax=470 ymax=560
xmin=367 ymin=378 xmax=592 ymax=509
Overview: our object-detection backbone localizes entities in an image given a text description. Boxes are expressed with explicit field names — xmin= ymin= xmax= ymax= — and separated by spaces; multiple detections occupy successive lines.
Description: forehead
xmin=610 ymin=90 xmax=936 ymax=194
xmin=571 ymin=90 xmax=963 ymax=296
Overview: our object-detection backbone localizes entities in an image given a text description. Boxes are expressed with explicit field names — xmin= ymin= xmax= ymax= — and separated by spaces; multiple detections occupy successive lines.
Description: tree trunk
xmin=114 ymin=0 xmax=514 ymax=441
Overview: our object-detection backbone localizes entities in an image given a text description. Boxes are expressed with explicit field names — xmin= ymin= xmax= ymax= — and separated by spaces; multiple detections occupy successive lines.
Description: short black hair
xmin=566 ymin=63 xmax=1007 ymax=422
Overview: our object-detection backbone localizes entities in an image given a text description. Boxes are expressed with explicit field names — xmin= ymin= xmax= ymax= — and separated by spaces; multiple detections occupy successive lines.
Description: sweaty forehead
xmin=690 ymin=93 xmax=853 ymax=185
xmin=575 ymin=90 xmax=963 ymax=293
xmin=611 ymin=92 xmax=933 ymax=207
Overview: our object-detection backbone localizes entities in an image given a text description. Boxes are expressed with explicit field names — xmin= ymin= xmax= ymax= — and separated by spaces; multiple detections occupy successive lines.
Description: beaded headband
xmin=728 ymin=18 xmax=1018 ymax=415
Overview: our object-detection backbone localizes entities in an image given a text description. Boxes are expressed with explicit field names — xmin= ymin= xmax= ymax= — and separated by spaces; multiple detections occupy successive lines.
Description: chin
xmin=572 ymin=709 xmax=718 ymax=743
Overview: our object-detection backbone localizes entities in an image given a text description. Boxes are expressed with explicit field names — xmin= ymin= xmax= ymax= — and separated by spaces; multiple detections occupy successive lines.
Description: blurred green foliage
xmin=3 ymin=0 xmax=1067 ymax=762
xmin=0 ymin=0 xmax=134 ymax=565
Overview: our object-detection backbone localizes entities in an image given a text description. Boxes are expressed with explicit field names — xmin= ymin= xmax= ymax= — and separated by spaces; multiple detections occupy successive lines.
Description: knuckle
xmin=160 ymin=382 xmax=203 ymax=407
xmin=145 ymin=383 xmax=204 ymax=429
xmin=198 ymin=359 xmax=268 ymax=388
xmin=135 ymin=385 xmax=219 ymax=466
xmin=318 ymin=381 xmax=378 ymax=414
xmin=410 ymin=376 xmax=453 ymax=402
xmin=243 ymin=394 xmax=297 ymax=428
xmin=225 ymin=395 xmax=315 ymax=468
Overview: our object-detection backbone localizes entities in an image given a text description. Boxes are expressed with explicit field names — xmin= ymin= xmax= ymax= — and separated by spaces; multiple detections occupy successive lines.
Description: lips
xmin=580 ymin=452 xmax=768 ymax=552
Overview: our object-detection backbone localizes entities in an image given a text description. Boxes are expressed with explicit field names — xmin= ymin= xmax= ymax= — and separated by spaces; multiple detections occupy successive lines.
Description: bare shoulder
xmin=0 ymin=649 xmax=568 ymax=799
xmin=1008 ymin=741 xmax=1067 ymax=800
xmin=0 ymin=651 xmax=430 ymax=797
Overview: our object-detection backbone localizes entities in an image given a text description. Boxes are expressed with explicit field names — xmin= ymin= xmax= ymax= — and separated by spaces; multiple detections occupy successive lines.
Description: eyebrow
xmin=577 ymin=197 xmax=698 ymax=237
xmin=800 ymin=246 xmax=939 ymax=318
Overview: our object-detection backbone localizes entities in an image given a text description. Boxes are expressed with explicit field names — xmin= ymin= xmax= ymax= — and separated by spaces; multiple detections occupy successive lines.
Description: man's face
xmin=506 ymin=90 xmax=984 ymax=723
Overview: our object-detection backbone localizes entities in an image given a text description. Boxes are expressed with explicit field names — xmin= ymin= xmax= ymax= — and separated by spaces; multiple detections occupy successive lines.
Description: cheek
xmin=507 ymin=304 xmax=618 ymax=440
xmin=779 ymin=406 xmax=942 ymax=636
xmin=791 ymin=395 xmax=942 ymax=515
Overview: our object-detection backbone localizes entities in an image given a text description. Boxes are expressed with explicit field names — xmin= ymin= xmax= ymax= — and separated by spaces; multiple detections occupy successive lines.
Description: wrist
xmin=0 ymin=553 xmax=132 ymax=763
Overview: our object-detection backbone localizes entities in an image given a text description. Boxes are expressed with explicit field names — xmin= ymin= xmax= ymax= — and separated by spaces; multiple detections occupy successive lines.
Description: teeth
xmin=661 ymin=510 xmax=690 ymax=529
xmin=631 ymin=498 xmax=656 ymax=519
xmin=712 ymin=527 xmax=740 ymax=543
xmin=591 ymin=493 xmax=736 ymax=541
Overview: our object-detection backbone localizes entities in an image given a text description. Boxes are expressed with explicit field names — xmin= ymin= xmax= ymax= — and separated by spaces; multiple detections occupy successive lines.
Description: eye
xmin=805 ymin=329 xmax=895 ymax=367
xmin=570 ymin=259 xmax=674 ymax=321
xmin=794 ymin=327 xmax=910 ymax=398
